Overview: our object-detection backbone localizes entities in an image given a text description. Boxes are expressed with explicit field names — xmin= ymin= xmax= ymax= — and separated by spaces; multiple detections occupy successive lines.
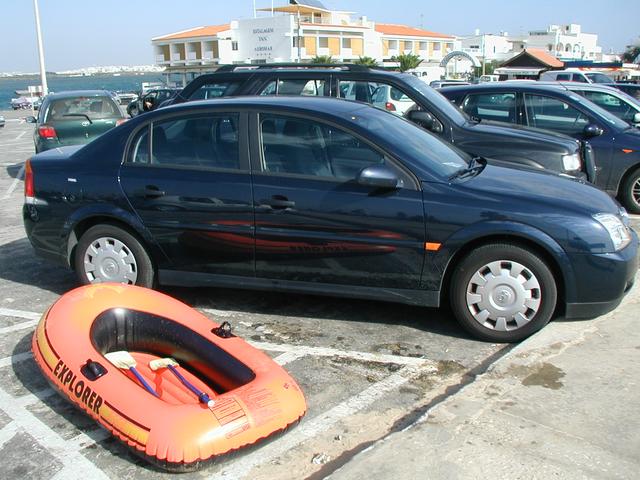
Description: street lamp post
xmin=33 ymin=0 xmax=48 ymax=96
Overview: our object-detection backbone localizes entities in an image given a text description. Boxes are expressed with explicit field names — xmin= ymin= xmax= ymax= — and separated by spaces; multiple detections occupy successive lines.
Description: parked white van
xmin=540 ymin=70 xmax=614 ymax=84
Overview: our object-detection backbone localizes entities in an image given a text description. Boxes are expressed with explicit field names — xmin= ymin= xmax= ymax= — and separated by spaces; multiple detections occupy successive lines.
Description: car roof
xmin=440 ymin=82 xmax=569 ymax=94
xmin=160 ymin=95 xmax=375 ymax=115
xmin=45 ymin=90 xmax=114 ymax=99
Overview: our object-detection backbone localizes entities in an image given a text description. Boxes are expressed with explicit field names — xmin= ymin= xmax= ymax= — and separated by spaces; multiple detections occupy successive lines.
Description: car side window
xmin=338 ymin=80 xmax=416 ymax=116
xmin=188 ymin=81 xmax=242 ymax=100
xmin=523 ymin=94 xmax=590 ymax=136
xmin=258 ymin=78 xmax=328 ymax=96
xmin=129 ymin=115 xmax=241 ymax=170
xmin=461 ymin=93 xmax=516 ymax=123
xmin=572 ymin=74 xmax=588 ymax=83
xmin=581 ymin=91 xmax=635 ymax=122
xmin=259 ymin=114 xmax=387 ymax=181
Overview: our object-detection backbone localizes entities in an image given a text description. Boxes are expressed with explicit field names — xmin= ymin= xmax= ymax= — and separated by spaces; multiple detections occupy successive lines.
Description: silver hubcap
xmin=466 ymin=260 xmax=541 ymax=331
xmin=83 ymin=237 xmax=138 ymax=284
xmin=632 ymin=178 xmax=640 ymax=205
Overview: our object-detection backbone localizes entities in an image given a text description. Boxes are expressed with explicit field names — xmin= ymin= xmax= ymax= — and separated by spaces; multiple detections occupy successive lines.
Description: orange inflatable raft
xmin=32 ymin=284 xmax=306 ymax=472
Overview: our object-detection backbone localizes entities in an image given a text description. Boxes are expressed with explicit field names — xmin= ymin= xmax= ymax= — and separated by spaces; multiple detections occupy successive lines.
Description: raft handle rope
xmin=212 ymin=321 xmax=234 ymax=338
xmin=105 ymin=351 xmax=160 ymax=398
xmin=149 ymin=358 xmax=216 ymax=408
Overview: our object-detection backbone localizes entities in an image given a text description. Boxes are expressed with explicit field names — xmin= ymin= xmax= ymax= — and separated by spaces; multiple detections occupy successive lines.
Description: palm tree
xmin=391 ymin=53 xmax=423 ymax=72
xmin=353 ymin=56 xmax=378 ymax=67
xmin=310 ymin=55 xmax=336 ymax=64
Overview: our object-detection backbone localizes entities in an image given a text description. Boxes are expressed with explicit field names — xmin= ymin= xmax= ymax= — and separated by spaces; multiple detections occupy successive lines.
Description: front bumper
xmin=564 ymin=230 xmax=639 ymax=319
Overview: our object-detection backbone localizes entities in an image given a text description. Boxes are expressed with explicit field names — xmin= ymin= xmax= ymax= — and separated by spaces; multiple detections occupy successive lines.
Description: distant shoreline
xmin=0 ymin=72 xmax=158 ymax=80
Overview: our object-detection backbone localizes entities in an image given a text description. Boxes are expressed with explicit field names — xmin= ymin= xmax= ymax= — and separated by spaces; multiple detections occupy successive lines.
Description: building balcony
xmin=155 ymin=55 xmax=169 ymax=64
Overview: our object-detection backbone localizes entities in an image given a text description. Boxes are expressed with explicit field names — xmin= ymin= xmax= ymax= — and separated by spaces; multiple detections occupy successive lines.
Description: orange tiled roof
xmin=523 ymin=48 xmax=564 ymax=68
xmin=155 ymin=24 xmax=230 ymax=41
xmin=375 ymin=23 xmax=454 ymax=39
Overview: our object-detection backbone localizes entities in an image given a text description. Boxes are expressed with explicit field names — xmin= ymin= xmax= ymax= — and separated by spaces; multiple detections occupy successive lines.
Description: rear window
xmin=188 ymin=82 xmax=242 ymax=100
xmin=44 ymin=96 xmax=122 ymax=122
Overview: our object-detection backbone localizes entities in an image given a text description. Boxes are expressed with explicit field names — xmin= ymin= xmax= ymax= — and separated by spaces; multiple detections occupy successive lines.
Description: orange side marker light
xmin=622 ymin=149 xmax=634 ymax=154
xmin=425 ymin=242 xmax=442 ymax=251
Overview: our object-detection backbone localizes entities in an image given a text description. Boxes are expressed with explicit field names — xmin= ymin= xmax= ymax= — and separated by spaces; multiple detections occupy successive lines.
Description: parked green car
xmin=27 ymin=91 xmax=127 ymax=153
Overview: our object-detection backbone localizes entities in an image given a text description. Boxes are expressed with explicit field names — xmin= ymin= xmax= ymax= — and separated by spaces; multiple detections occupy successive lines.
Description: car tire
xmin=450 ymin=243 xmax=557 ymax=343
xmin=74 ymin=224 xmax=154 ymax=287
xmin=620 ymin=168 xmax=640 ymax=215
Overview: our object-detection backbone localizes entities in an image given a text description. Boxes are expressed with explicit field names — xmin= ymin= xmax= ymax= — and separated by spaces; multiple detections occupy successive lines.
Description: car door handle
xmin=260 ymin=196 xmax=295 ymax=209
xmin=142 ymin=185 xmax=165 ymax=198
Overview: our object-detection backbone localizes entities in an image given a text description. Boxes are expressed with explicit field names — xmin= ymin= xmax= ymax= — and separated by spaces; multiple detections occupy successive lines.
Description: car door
xmin=249 ymin=112 xmax=425 ymax=289
xmin=579 ymin=90 xmax=640 ymax=125
xmin=119 ymin=111 xmax=255 ymax=278
xmin=522 ymin=93 xmax=614 ymax=189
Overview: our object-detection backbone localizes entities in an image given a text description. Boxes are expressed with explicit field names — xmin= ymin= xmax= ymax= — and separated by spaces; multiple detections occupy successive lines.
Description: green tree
xmin=622 ymin=42 xmax=640 ymax=63
xmin=310 ymin=55 xmax=336 ymax=64
xmin=391 ymin=53 xmax=422 ymax=72
xmin=353 ymin=56 xmax=378 ymax=67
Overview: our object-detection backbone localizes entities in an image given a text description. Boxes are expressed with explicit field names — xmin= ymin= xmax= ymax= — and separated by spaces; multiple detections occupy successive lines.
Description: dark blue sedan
xmin=22 ymin=97 xmax=638 ymax=342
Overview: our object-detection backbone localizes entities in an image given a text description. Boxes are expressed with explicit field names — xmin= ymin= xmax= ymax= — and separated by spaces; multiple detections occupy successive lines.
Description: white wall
xmin=235 ymin=16 xmax=295 ymax=63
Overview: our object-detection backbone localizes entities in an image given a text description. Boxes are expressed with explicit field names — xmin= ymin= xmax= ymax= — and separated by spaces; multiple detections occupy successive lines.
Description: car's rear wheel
xmin=620 ymin=168 xmax=640 ymax=215
xmin=450 ymin=243 xmax=557 ymax=343
xmin=74 ymin=224 xmax=154 ymax=287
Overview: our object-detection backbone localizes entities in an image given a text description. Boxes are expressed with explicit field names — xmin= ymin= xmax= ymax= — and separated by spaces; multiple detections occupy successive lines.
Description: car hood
xmin=445 ymin=164 xmax=619 ymax=215
xmin=465 ymin=120 xmax=580 ymax=148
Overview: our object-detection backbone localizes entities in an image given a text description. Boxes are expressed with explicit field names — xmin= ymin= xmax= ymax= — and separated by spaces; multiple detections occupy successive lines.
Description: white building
xmin=516 ymin=24 xmax=601 ymax=61
xmin=460 ymin=31 xmax=514 ymax=63
xmin=151 ymin=1 xmax=456 ymax=85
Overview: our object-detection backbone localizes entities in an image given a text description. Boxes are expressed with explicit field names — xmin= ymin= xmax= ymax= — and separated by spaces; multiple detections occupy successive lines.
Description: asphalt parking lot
xmin=0 ymin=109 xmax=638 ymax=479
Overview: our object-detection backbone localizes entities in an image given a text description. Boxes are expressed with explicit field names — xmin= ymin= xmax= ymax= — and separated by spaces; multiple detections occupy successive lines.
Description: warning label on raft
xmin=244 ymin=387 xmax=282 ymax=427
xmin=210 ymin=398 xmax=250 ymax=439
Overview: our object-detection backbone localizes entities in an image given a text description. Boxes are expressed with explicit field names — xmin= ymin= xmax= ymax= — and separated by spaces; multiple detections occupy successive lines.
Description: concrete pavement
xmin=325 ymin=278 xmax=640 ymax=480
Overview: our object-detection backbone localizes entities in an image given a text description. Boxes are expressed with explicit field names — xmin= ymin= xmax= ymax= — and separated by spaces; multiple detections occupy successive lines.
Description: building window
xmin=404 ymin=41 xmax=413 ymax=52
xmin=319 ymin=37 xmax=329 ymax=48
xmin=419 ymin=42 xmax=427 ymax=51
xmin=293 ymin=36 xmax=299 ymax=48
xmin=232 ymin=41 xmax=238 ymax=51
xmin=342 ymin=38 xmax=351 ymax=49
xmin=389 ymin=39 xmax=398 ymax=50
xmin=313 ymin=12 xmax=322 ymax=23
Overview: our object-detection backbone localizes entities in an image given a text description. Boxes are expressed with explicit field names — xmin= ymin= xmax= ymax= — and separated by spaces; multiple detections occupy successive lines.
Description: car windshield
xmin=401 ymin=74 xmax=470 ymax=124
xmin=348 ymin=104 xmax=469 ymax=179
xmin=567 ymin=91 xmax=631 ymax=130
xmin=45 ymin=96 xmax=122 ymax=122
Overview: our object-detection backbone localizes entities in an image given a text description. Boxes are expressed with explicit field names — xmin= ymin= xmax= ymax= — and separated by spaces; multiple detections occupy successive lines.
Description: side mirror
xmin=25 ymin=116 xmax=37 ymax=124
xmin=357 ymin=165 xmax=400 ymax=189
xmin=583 ymin=124 xmax=603 ymax=137
xmin=633 ymin=112 xmax=640 ymax=124
xmin=408 ymin=110 xmax=444 ymax=134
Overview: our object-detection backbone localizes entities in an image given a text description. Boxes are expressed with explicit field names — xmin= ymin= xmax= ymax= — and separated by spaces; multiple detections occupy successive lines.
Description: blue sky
xmin=1 ymin=0 xmax=638 ymax=72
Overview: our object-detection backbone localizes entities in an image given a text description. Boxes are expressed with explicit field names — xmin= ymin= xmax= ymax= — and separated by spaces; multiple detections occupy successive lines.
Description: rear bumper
xmin=564 ymin=231 xmax=639 ymax=319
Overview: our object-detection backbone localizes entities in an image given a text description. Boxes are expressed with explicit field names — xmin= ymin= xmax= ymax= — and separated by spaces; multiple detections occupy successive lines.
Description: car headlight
xmin=593 ymin=213 xmax=631 ymax=251
xmin=562 ymin=153 xmax=581 ymax=171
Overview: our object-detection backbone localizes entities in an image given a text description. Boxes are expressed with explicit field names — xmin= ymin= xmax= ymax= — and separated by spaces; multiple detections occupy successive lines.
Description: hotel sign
xmin=237 ymin=16 xmax=294 ymax=61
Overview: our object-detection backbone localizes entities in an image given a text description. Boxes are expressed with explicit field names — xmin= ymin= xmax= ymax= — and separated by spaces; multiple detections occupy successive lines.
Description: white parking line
xmin=0 ymin=320 xmax=38 ymax=335
xmin=14 ymin=132 xmax=26 ymax=141
xmin=0 ymin=307 xmax=42 ymax=321
xmin=0 ymin=351 xmax=32 ymax=369
xmin=214 ymin=364 xmax=428 ymax=479
xmin=1 ymin=164 xmax=25 ymax=200
xmin=0 ymin=421 xmax=19 ymax=449
xmin=0 ymin=385 xmax=109 ymax=479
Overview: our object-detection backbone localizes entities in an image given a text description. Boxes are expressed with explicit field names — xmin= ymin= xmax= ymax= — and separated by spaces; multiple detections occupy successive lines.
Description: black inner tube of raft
xmin=90 ymin=308 xmax=255 ymax=393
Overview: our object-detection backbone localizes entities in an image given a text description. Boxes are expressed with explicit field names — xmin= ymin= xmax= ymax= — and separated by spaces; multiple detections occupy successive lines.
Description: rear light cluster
xmin=38 ymin=125 xmax=57 ymax=139
xmin=116 ymin=118 xmax=128 ymax=127
xmin=24 ymin=159 xmax=35 ymax=199
xmin=385 ymin=102 xmax=396 ymax=112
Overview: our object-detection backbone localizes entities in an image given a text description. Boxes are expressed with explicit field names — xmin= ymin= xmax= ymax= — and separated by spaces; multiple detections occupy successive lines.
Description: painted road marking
xmin=215 ymin=364 xmax=431 ymax=479
xmin=0 ymin=307 xmax=42 ymax=321
xmin=0 ymin=385 xmax=110 ymax=479
xmin=0 ymin=421 xmax=19 ymax=450
xmin=0 ymin=351 xmax=32 ymax=369
xmin=1 ymin=164 xmax=25 ymax=200
xmin=14 ymin=132 xmax=26 ymax=141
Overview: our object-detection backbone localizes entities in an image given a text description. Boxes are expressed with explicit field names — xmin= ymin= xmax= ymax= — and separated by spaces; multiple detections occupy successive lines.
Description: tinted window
xmin=131 ymin=115 xmax=240 ymax=169
xmin=556 ymin=74 xmax=572 ymax=81
xmin=259 ymin=79 xmax=328 ymax=96
xmin=572 ymin=74 xmax=588 ymax=83
xmin=188 ymin=82 xmax=242 ymax=100
xmin=44 ymin=96 xmax=122 ymax=121
xmin=524 ymin=94 xmax=590 ymax=135
xmin=585 ymin=72 xmax=614 ymax=84
xmin=338 ymin=81 xmax=416 ymax=116
xmin=581 ymin=91 xmax=637 ymax=123
xmin=259 ymin=115 xmax=385 ymax=181
xmin=461 ymin=93 xmax=516 ymax=123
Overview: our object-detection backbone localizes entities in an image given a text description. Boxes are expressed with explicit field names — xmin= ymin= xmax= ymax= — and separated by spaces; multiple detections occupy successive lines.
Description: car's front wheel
xmin=74 ymin=224 xmax=154 ymax=287
xmin=620 ymin=168 xmax=640 ymax=215
xmin=450 ymin=243 xmax=557 ymax=343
